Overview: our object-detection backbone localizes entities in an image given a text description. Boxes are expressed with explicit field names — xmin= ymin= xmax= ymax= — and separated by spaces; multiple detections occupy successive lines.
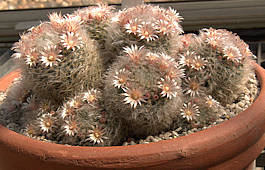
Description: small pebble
xmin=129 ymin=141 xmax=136 ymax=145
xmin=230 ymin=103 xmax=236 ymax=109
xmin=139 ymin=139 xmax=145 ymax=144
xmin=244 ymin=95 xmax=250 ymax=101
xmin=238 ymin=101 xmax=245 ymax=108
xmin=146 ymin=136 xmax=155 ymax=142
xmin=175 ymin=127 xmax=182 ymax=132
xmin=172 ymin=131 xmax=179 ymax=137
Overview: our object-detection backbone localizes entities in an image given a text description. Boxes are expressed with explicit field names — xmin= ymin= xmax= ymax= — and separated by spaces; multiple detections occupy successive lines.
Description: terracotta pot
xmin=0 ymin=64 xmax=265 ymax=170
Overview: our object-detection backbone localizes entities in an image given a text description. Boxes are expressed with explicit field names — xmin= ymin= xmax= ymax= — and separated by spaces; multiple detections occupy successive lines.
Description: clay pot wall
xmin=0 ymin=64 xmax=264 ymax=170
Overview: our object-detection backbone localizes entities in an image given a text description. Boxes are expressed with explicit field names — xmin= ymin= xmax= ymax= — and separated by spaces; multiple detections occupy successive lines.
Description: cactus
xmin=171 ymin=28 xmax=255 ymax=105
xmin=12 ymin=11 xmax=104 ymax=105
xmin=2 ymin=4 xmax=256 ymax=146
xmin=104 ymin=45 xmax=184 ymax=138
xmin=106 ymin=4 xmax=183 ymax=56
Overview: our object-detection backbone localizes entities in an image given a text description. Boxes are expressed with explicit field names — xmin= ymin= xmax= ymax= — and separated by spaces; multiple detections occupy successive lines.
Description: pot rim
xmin=0 ymin=63 xmax=265 ymax=169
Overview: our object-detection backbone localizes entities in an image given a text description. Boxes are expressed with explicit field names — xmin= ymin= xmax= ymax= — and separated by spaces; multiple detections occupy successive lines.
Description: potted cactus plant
xmin=0 ymin=3 xmax=265 ymax=170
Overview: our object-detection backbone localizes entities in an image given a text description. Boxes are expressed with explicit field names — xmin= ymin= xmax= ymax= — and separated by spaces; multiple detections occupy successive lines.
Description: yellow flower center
xmin=94 ymin=131 xmax=101 ymax=138
xmin=45 ymin=121 xmax=51 ymax=127
xmin=69 ymin=123 xmax=77 ymax=131
xmin=185 ymin=110 xmax=192 ymax=116
xmin=48 ymin=55 xmax=55 ymax=61
xmin=185 ymin=59 xmax=191 ymax=66
xmin=190 ymin=81 xmax=199 ymax=91
xmin=163 ymin=85 xmax=170 ymax=92
xmin=131 ymin=26 xmax=137 ymax=32
xmin=161 ymin=27 xmax=167 ymax=32
xmin=131 ymin=90 xmax=141 ymax=100
xmin=68 ymin=40 xmax=74 ymax=46
xmin=227 ymin=52 xmax=235 ymax=59
xmin=207 ymin=100 xmax=213 ymax=107
xmin=118 ymin=75 xmax=126 ymax=84
xmin=87 ymin=95 xmax=96 ymax=103
xmin=30 ymin=53 xmax=38 ymax=61
xmin=195 ymin=62 xmax=203 ymax=69
xmin=144 ymin=31 xmax=150 ymax=37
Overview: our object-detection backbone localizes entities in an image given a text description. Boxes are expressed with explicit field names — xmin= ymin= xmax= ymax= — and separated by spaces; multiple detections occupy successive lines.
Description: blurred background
xmin=0 ymin=0 xmax=264 ymax=169
xmin=1 ymin=0 xmax=265 ymax=75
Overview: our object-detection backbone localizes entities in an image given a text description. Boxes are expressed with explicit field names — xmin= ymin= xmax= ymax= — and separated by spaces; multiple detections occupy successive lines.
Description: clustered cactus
xmin=2 ymin=4 xmax=255 ymax=146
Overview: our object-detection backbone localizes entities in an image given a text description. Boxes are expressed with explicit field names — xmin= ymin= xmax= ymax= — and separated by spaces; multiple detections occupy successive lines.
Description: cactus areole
xmin=0 ymin=63 xmax=264 ymax=169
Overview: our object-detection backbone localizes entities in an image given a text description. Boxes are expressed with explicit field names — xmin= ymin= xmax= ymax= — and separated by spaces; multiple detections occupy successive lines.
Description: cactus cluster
xmin=2 ymin=4 xmax=255 ymax=146
xmin=11 ymin=12 xmax=105 ymax=105
xmin=104 ymin=45 xmax=184 ymax=137
xmin=106 ymin=4 xmax=183 ymax=54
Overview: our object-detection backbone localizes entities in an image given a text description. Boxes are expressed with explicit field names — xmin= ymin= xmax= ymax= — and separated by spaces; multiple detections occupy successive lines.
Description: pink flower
xmin=122 ymin=88 xmax=145 ymax=108
xmin=137 ymin=22 xmax=158 ymax=42
xmin=124 ymin=19 xmax=140 ymax=35
xmin=158 ymin=76 xmax=180 ymax=99
xmin=40 ymin=45 xmax=63 ymax=67
xmin=25 ymin=49 xmax=40 ymax=67
xmin=82 ymin=89 xmax=100 ymax=105
xmin=113 ymin=69 xmax=130 ymax=90
xmin=60 ymin=32 xmax=83 ymax=51
xmin=180 ymin=102 xmax=200 ymax=121
xmin=49 ymin=12 xmax=65 ymax=30
xmin=63 ymin=120 xmax=79 ymax=136
xmin=123 ymin=45 xmax=144 ymax=62
xmin=184 ymin=77 xmax=204 ymax=97
xmin=223 ymin=46 xmax=242 ymax=64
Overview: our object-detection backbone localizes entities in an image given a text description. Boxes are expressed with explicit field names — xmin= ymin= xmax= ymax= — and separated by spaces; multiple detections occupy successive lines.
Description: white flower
xmin=39 ymin=113 xmax=55 ymax=133
xmin=25 ymin=49 xmax=39 ymax=67
xmin=113 ymin=69 xmax=129 ymax=90
xmin=124 ymin=19 xmax=140 ymax=35
xmin=40 ymin=45 xmax=62 ymax=67
xmin=82 ymin=89 xmax=100 ymax=104
xmin=123 ymin=45 xmax=144 ymax=62
xmin=60 ymin=99 xmax=79 ymax=119
xmin=158 ymin=76 xmax=180 ymax=99
xmin=60 ymin=103 xmax=76 ymax=119
xmin=25 ymin=124 xmax=37 ymax=137
xmin=60 ymin=32 xmax=83 ymax=51
xmin=155 ymin=20 xmax=174 ymax=36
xmin=190 ymin=55 xmax=207 ymax=71
xmin=206 ymin=37 xmax=223 ymax=48
xmin=205 ymin=95 xmax=220 ymax=108
xmin=49 ymin=12 xmax=65 ymax=29
xmin=11 ymin=53 xmax=22 ymax=59
xmin=137 ymin=22 xmax=158 ymax=42
xmin=146 ymin=52 xmax=159 ymax=63
xmin=223 ymin=46 xmax=242 ymax=63
xmin=180 ymin=102 xmax=200 ymax=121
xmin=179 ymin=51 xmax=197 ymax=68
xmin=158 ymin=52 xmax=175 ymax=70
xmin=173 ymin=64 xmax=186 ymax=79
xmin=122 ymin=88 xmax=145 ymax=108
xmin=184 ymin=77 xmax=204 ymax=97
xmin=68 ymin=97 xmax=83 ymax=109
xmin=202 ymin=28 xmax=220 ymax=38
xmin=88 ymin=125 xmax=108 ymax=144
xmin=63 ymin=14 xmax=82 ymax=33
xmin=202 ymin=28 xmax=223 ymax=48
xmin=63 ymin=120 xmax=78 ymax=136
xmin=88 ymin=3 xmax=113 ymax=21
xmin=166 ymin=7 xmax=183 ymax=22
